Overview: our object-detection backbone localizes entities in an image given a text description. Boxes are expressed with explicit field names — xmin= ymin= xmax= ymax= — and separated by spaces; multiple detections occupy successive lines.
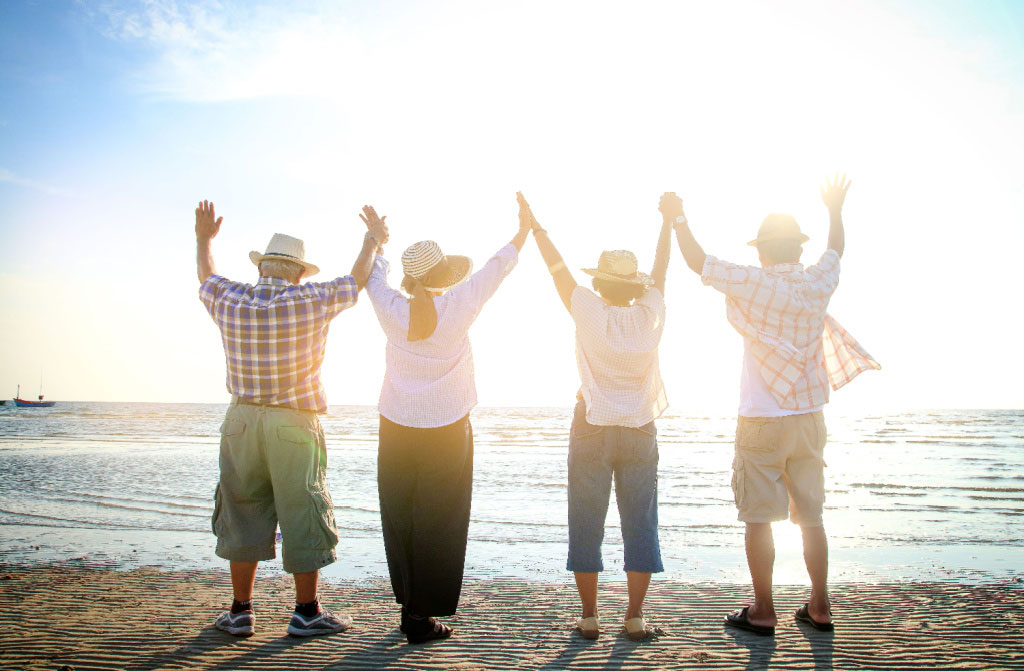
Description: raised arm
xmin=820 ymin=173 xmax=850 ymax=258
xmin=521 ymin=192 xmax=577 ymax=312
xmin=511 ymin=193 xmax=531 ymax=252
xmin=195 ymin=199 xmax=222 ymax=284
xmin=650 ymin=195 xmax=674 ymax=295
xmin=664 ymin=192 xmax=706 ymax=275
xmin=353 ymin=205 xmax=390 ymax=290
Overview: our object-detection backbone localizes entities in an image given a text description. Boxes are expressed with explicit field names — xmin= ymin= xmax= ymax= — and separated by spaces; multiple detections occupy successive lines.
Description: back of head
xmin=260 ymin=258 xmax=305 ymax=284
xmin=757 ymin=238 xmax=803 ymax=265
xmin=593 ymin=278 xmax=646 ymax=307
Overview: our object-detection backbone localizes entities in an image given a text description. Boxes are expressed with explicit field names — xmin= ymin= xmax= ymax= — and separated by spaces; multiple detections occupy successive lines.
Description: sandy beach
xmin=1 ymin=563 xmax=1022 ymax=670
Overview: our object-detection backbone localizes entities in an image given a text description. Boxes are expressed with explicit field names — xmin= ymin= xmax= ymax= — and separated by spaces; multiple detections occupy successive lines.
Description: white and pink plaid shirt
xmin=702 ymin=249 xmax=879 ymax=412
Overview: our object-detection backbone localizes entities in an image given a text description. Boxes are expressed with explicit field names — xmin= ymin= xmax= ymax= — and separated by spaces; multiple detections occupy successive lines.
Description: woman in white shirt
xmin=521 ymin=192 xmax=673 ymax=641
xmin=361 ymin=199 xmax=531 ymax=644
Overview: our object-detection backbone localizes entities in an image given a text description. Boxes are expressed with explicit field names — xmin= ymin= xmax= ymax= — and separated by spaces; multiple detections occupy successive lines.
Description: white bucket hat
xmin=582 ymin=250 xmax=653 ymax=286
xmin=401 ymin=240 xmax=472 ymax=292
xmin=249 ymin=233 xmax=320 ymax=277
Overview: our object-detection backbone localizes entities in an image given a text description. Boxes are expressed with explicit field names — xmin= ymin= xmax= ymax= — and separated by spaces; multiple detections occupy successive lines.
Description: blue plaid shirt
xmin=199 ymin=274 xmax=359 ymax=412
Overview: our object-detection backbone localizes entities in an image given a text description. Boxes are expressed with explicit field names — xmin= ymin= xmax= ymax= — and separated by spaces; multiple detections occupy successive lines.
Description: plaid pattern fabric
xmin=199 ymin=274 xmax=359 ymax=412
xmin=571 ymin=285 xmax=668 ymax=428
xmin=702 ymin=250 xmax=879 ymax=411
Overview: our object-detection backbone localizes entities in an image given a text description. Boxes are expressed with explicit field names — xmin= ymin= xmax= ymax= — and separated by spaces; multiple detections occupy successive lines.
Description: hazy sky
xmin=1 ymin=0 xmax=1022 ymax=410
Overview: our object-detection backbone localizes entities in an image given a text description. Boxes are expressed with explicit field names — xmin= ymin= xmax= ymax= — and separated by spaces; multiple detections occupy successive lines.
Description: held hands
xmin=659 ymin=192 xmax=685 ymax=223
xmin=820 ymin=173 xmax=851 ymax=213
xmin=359 ymin=205 xmax=389 ymax=248
xmin=195 ymin=200 xmax=223 ymax=241
xmin=517 ymin=191 xmax=543 ymax=233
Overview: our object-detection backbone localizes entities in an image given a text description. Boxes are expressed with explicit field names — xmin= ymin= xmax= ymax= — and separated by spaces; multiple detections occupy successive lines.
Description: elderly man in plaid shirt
xmin=666 ymin=177 xmax=878 ymax=637
xmin=195 ymin=200 xmax=387 ymax=638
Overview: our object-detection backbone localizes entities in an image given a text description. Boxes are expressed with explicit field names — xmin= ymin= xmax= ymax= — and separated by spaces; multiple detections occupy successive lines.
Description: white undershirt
xmin=738 ymin=340 xmax=822 ymax=418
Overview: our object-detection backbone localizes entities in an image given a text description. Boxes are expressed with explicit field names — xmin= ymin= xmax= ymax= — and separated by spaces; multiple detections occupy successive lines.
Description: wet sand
xmin=1 ymin=563 xmax=1022 ymax=670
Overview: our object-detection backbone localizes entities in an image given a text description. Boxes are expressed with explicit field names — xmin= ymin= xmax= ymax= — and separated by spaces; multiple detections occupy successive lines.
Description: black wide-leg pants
xmin=377 ymin=413 xmax=474 ymax=617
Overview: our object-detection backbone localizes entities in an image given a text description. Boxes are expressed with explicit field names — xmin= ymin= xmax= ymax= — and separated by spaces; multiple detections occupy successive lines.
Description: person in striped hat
xmin=360 ymin=195 xmax=532 ymax=644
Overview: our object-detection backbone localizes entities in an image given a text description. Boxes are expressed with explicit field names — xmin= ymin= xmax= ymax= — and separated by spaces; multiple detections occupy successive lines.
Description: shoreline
xmin=2 ymin=563 xmax=1023 ymax=670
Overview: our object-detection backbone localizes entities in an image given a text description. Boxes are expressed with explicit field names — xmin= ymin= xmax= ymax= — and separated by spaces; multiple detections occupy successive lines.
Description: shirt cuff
xmin=699 ymin=255 xmax=719 ymax=286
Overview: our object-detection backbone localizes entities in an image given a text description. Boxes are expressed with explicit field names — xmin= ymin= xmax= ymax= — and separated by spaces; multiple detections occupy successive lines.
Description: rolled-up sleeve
xmin=804 ymin=249 xmax=841 ymax=297
xmin=311 ymin=275 xmax=360 ymax=319
xmin=199 ymin=275 xmax=230 ymax=317
xmin=701 ymin=255 xmax=764 ymax=301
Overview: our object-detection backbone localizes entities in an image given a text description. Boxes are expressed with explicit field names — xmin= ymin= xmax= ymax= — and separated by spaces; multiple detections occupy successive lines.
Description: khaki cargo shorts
xmin=731 ymin=411 xmax=827 ymax=527
xmin=212 ymin=399 xmax=339 ymax=574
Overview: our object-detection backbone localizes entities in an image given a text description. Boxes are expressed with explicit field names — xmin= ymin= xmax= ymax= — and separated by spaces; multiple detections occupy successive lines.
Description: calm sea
xmin=0 ymin=403 xmax=1021 ymax=584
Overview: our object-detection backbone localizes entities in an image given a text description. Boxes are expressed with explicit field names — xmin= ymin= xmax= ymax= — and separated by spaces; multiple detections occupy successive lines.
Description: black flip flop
xmin=795 ymin=603 xmax=834 ymax=632
xmin=724 ymin=606 xmax=775 ymax=636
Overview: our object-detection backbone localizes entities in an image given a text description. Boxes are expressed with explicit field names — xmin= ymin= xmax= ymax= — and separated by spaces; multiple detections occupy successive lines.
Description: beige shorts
xmin=731 ymin=412 xmax=827 ymax=526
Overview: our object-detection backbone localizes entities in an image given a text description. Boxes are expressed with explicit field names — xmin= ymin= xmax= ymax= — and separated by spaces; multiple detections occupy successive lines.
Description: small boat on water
xmin=13 ymin=384 xmax=56 ymax=408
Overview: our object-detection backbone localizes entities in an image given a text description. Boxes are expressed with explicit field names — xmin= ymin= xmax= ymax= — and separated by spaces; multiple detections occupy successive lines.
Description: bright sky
xmin=1 ymin=0 xmax=1022 ymax=410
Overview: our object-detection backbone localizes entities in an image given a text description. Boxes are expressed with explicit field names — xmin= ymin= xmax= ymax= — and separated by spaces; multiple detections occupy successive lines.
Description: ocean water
xmin=0 ymin=403 xmax=1021 ymax=585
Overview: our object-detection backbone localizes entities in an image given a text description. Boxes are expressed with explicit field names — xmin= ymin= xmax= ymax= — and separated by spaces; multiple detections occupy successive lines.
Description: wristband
xmin=365 ymin=231 xmax=380 ymax=246
xmin=547 ymin=260 xmax=566 ymax=275
xmin=672 ymin=215 xmax=688 ymax=228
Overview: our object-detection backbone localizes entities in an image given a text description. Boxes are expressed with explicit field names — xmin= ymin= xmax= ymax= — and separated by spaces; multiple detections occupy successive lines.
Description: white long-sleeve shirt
xmin=366 ymin=244 xmax=519 ymax=428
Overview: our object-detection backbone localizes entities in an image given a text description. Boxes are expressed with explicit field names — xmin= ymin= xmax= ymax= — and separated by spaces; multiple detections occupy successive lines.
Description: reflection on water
xmin=0 ymin=403 xmax=1021 ymax=582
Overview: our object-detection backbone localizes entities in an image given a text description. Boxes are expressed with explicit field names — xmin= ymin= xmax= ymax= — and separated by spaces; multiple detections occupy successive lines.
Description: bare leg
xmin=229 ymin=561 xmax=258 ymax=602
xmin=294 ymin=570 xmax=319 ymax=604
xmin=625 ymin=571 xmax=651 ymax=620
xmin=574 ymin=572 xmax=599 ymax=618
xmin=744 ymin=522 xmax=777 ymax=627
xmin=801 ymin=525 xmax=831 ymax=622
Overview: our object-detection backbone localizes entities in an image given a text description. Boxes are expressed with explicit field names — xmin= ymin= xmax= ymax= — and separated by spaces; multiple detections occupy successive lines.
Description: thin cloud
xmin=86 ymin=0 xmax=369 ymax=102
xmin=0 ymin=168 xmax=72 ymax=196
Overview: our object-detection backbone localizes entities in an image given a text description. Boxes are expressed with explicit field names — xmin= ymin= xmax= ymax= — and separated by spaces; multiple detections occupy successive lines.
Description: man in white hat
xmin=666 ymin=177 xmax=879 ymax=637
xmin=194 ymin=199 xmax=387 ymax=638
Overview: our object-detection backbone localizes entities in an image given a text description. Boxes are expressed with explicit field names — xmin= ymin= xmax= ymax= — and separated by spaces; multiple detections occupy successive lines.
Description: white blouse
xmin=366 ymin=244 xmax=519 ymax=428
xmin=571 ymin=285 xmax=668 ymax=428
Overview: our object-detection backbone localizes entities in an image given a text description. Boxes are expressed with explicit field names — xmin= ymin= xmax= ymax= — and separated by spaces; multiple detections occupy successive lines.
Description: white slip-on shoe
xmin=624 ymin=616 xmax=648 ymax=640
xmin=575 ymin=616 xmax=600 ymax=640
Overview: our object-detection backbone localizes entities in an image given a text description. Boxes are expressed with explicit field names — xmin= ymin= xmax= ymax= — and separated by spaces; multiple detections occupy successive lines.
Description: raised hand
xmin=517 ymin=191 xmax=543 ymax=233
xmin=359 ymin=205 xmax=389 ymax=246
xmin=820 ymin=173 xmax=851 ymax=213
xmin=659 ymin=192 xmax=684 ymax=221
xmin=516 ymin=191 xmax=537 ymax=234
xmin=195 ymin=200 xmax=223 ymax=241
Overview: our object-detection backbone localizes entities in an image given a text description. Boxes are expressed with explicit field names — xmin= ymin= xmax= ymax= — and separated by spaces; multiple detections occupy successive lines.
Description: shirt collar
xmin=256 ymin=276 xmax=294 ymax=288
xmin=765 ymin=262 xmax=804 ymax=274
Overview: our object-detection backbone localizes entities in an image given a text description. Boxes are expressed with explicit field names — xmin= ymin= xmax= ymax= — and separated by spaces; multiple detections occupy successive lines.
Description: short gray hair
xmin=260 ymin=258 xmax=305 ymax=282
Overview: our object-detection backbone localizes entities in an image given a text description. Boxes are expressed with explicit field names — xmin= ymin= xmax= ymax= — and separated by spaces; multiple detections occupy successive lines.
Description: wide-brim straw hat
xmin=581 ymin=250 xmax=653 ymax=287
xmin=401 ymin=240 xmax=472 ymax=292
xmin=250 ymin=233 xmax=320 ymax=277
xmin=747 ymin=214 xmax=810 ymax=247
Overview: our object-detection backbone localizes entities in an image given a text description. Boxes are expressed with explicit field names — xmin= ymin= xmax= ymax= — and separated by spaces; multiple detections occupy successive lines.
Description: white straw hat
xmin=401 ymin=240 xmax=472 ymax=292
xmin=582 ymin=250 xmax=653 ymax=286
xmin=249 ymin=233 xmax=320 ymax=277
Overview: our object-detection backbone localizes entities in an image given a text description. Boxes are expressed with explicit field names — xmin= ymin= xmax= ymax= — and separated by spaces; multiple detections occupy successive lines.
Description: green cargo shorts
xmin=212 ymin=398 xmax=339 ymax=574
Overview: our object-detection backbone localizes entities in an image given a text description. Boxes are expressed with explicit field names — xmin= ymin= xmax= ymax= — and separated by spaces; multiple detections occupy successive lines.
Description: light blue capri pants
xmin=566 ymin=400 xmax=663 ymax=573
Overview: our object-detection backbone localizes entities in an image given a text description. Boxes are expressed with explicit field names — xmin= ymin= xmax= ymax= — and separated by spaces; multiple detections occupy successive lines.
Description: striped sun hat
xmin=400 ymin=240 xmax=472 ymax=292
